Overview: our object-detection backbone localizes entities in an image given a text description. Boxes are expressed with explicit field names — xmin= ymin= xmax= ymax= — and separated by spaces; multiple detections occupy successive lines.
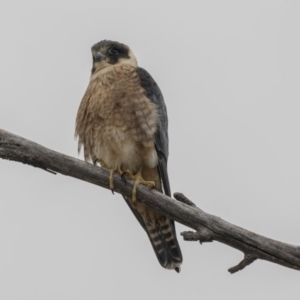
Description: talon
xmin=121 ymin=170 xmax=135 ymax=180
xmin=122 ymin=169 xmax=155 ymax=204
xmin=122 ymin=176 xmax=127 ymax=186
xmin=121 ymin=172 xmax=128 ymax=186
xmin=98 ymin=159 xmax=108 ymax=169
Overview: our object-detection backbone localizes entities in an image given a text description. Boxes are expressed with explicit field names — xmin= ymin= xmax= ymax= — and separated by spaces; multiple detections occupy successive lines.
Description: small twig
xmin=228 ymin=254 xmax=257 ymax=274
xmin=43 ymin=168 xmax=57 ymax=175
xmin=181 ymin=228 xmax=214 ymax=244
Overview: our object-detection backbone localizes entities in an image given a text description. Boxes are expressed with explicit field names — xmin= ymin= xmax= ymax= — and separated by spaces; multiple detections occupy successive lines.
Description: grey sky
xmin=1 ymin=1 xmax=300 ymax=299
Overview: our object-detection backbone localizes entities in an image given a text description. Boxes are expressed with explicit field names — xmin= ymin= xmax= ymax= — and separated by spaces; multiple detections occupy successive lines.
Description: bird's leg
xmin=96 ymin=159 xmax=121 ymax=193
xmin=122 ymin=169 xmax=155 ymax=205
xmin=109 ymin=167 xmax=122 ymax=194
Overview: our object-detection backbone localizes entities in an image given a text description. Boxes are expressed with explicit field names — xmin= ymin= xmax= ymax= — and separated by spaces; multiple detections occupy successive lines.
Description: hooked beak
xmin=94 ymin=52 xmax=106 ymax=62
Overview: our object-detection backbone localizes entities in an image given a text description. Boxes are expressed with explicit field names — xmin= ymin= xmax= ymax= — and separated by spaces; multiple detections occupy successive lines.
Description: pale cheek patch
xmin=117 ymin=57 xmax=138 ymax=68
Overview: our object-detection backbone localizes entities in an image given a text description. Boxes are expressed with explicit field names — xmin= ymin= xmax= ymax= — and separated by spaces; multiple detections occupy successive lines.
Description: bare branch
xmin=1 ymin=128 xmax=300 ymax=273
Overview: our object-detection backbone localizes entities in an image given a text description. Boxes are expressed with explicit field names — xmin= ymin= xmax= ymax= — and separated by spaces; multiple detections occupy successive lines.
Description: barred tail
xmin=145 ymin=217 xmax=182 ymax=272
xmin=123 ymin=195 xmax=182 ymax=271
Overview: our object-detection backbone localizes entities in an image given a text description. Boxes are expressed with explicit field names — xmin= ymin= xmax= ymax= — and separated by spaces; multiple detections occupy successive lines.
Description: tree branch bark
xmin=1 ymin=128 xmax=300 ymax=274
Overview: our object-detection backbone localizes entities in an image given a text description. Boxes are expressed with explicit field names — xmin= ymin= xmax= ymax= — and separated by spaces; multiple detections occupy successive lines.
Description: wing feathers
xmin=135 ymin=67 xmax=171 ymax=196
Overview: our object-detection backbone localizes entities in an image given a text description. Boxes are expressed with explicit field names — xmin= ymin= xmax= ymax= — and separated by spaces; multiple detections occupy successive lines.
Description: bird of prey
xmin=75 ymin=40 xmax=182 ymax=272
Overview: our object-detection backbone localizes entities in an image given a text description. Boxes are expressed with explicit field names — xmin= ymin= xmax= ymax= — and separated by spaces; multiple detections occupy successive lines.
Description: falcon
xmin=75 ymin=40 xmax=182 ymax=272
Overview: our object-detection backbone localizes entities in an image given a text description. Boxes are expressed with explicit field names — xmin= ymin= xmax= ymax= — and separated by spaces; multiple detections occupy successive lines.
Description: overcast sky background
xmin=1 ymin=1 xmax=300 ymax=299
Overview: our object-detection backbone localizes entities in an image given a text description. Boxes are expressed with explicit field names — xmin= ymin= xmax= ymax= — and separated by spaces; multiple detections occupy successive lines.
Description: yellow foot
xmin=122 ymin=170 xmax=155 ymax=205
xmin=109 ymin=168 xmax=122 ymax=194
xmin=94 ymin=159 xmax=121 ymax=194
xmin=98 ymin=159 xmax=109 ymax=169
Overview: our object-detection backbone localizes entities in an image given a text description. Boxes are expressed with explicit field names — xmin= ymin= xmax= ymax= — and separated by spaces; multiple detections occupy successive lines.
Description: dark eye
xmin=109 ymin=47 xmax=119 ymax=55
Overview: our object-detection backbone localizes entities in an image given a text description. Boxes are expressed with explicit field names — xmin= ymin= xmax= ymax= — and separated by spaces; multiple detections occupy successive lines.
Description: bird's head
xmin=91 ymin=40 xmax=137 ymax=73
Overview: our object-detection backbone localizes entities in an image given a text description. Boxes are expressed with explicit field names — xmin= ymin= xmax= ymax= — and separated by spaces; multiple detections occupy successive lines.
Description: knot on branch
xmin=181 ymin=227 xmax=214 ymax=244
